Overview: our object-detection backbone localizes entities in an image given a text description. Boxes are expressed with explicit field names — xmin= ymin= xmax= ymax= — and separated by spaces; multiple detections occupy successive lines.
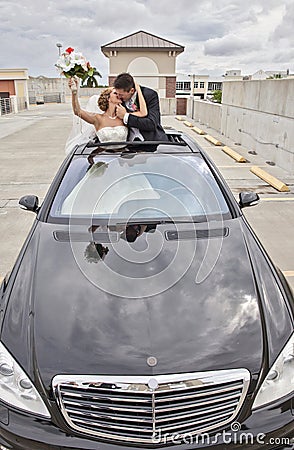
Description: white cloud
xmin=0 ymin=0 xmax=293 ymax=83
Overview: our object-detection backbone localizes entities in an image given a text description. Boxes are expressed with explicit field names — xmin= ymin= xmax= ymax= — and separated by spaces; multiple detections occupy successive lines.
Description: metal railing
xmin=0 ymin=97 xmax=28 ymax=116
xmin=0 ymin=98 xmax=12 ymax=115
xmin=28 ymin=92 xmax=64 ymax=104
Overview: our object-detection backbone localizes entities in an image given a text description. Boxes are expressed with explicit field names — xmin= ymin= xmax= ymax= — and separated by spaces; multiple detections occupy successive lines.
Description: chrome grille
xmin=53 ymin=369 xmax=250 ymax=445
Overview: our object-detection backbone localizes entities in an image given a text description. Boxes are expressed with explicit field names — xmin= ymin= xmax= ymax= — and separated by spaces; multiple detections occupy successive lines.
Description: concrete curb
xmin=250 ymin=166 xmax=290 ymax=192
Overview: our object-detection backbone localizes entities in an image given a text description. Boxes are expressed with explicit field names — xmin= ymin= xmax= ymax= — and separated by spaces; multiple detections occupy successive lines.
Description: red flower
xmin=65 ymin=47 xmax=74 ymax=54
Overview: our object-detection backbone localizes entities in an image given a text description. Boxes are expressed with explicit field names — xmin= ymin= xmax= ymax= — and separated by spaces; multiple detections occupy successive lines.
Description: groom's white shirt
xmin=123 ymin=91 xmax=144 ymax=141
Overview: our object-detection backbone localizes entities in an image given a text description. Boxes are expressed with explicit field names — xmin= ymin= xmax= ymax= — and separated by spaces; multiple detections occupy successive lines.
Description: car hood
xmin=2 ymin=219 xmax=266 ymax=389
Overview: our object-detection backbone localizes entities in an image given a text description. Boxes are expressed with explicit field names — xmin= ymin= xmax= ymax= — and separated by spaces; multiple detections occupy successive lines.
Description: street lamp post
xmin=188 ymin=74 xmax=195 ymax=119
xmin=56 ymin=43 xmax=62 ymax=57
xmin=56 ymin=43 xmax=63 ymax=102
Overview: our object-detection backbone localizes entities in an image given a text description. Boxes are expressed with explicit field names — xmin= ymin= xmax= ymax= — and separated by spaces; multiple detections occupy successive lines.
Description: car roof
xmin=73 ymin=129 xmax=201 ymax=156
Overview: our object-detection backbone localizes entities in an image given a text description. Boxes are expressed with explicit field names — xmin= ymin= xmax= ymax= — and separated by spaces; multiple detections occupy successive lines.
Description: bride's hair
xmin=98 ymin=87 xmax=113 ymax=111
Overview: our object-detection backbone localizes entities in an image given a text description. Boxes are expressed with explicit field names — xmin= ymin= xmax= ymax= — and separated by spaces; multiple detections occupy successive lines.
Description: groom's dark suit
xmin=125 ymin=86 xmax=168 ymax=143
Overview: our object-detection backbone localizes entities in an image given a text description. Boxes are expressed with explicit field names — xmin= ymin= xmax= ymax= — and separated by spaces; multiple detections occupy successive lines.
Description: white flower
xmin=54 ymin=46 xmax=101 ymax=87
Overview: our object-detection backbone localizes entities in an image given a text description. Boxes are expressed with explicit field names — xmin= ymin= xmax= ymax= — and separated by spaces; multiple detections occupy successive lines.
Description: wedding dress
xmin=96 ymin=125 xmax=128 ymax=147
xmin=64 ymin=95 xmax=128 ymax=154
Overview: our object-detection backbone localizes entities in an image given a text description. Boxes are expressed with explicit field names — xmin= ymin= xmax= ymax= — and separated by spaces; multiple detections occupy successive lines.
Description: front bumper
xmin=1 ymin=395 xmax=294 ymax=450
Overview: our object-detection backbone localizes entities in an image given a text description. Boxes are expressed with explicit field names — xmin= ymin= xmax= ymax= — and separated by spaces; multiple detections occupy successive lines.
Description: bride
xmin=65 ymin=77 xmax=148 ymax=154
xmin=61 ymin=79 xmax=158 ymax=215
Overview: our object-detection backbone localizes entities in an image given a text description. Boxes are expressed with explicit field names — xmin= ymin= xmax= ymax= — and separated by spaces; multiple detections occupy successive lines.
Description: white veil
xmin=65 ymin=93 xmax=103 ymax=155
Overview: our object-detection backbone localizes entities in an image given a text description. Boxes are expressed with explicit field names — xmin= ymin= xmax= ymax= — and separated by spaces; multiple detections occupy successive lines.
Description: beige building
xmin=101 ymin=30 xmax=184 ymax=98
xmin=0 ymin=68 xmax=29 ymax=114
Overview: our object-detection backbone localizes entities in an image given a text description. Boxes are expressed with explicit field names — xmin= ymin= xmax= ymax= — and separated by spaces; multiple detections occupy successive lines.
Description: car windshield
xmin=49 ymin=153 xmax=231 ymax=223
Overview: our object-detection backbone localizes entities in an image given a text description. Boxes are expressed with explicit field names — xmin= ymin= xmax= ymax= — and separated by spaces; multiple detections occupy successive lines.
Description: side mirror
xmin=239 ymin=192 xmax=260 ymax=208
xmin=19 ymin=195 xmax=39 ymax=213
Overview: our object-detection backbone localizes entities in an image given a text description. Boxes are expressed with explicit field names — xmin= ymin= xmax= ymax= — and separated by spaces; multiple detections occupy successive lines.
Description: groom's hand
xmin=116 ymin=104 xmax=127 ymax=119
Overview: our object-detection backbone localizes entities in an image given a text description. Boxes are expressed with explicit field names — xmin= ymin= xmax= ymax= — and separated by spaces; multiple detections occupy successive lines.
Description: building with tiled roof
xmin=101 ymin=31 xmax=184 ymax=98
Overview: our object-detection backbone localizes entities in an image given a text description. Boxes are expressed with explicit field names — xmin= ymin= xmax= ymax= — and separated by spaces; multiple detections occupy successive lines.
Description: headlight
xmin=253 ymin=333 xmax=294 ymax=409
xmin=0 ymin=342 xmax=50 ymax=418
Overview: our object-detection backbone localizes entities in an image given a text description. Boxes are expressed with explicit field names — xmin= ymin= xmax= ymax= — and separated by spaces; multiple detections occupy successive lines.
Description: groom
xmin=114 ymin=72 xmax=168 ymax=146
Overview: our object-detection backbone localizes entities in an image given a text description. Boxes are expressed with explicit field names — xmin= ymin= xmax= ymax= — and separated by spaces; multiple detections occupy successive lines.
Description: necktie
xmin=127 ymin=99 xmax=137 ymax=111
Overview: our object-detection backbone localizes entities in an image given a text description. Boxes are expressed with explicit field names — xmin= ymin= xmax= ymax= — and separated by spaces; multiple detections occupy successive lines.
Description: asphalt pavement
xmin=0 ymin=100 xmax=293 ymax=289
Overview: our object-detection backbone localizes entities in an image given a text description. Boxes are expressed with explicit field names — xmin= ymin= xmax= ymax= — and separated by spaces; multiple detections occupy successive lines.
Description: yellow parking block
xmin=183 ymin=121 xmax=193 ymax=128
xmin=250 ymin=166 xmax=290 ymax=192
xmin=204 ymin=135 xmax=222 ymax=146
xmin=192 ymin=126 xmax=206 ymax=135
xmin=222 ymin=145 xmax=247 ymax=163
xmin=175 ymin=116 xmax=184 ymax=121
xmin=283 ymin=271 xmax=294 ymax=277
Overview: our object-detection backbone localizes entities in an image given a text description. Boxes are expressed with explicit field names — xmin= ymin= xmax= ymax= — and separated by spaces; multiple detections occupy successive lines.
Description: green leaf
xmin=93 ymin=70 xmax=102 ymax=78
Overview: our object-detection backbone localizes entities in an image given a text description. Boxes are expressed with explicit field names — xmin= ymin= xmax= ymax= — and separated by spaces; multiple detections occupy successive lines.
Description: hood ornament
xmin=147 ymin=356 xmax=157 ymax=367
xmin=148 ymin=378 xmax=158 ymax=390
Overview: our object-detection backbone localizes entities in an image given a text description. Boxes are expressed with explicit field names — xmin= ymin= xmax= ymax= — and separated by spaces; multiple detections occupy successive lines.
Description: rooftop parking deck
xmin=0 ymin=101 xmax=293 ymax=288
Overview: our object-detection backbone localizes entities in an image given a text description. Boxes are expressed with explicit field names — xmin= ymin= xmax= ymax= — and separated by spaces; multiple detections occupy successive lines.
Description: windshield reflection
xmin=50 ymin=154 xmax=231 ymax=224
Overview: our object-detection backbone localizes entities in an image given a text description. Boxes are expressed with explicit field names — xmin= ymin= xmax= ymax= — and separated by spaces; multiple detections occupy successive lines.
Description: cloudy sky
xmin=1 ymin=0 xmax=293 ymax=83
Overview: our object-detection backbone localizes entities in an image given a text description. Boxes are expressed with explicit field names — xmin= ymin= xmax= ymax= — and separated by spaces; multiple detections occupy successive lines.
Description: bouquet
xmin=55 ymin=47 xmax=101 ymax=88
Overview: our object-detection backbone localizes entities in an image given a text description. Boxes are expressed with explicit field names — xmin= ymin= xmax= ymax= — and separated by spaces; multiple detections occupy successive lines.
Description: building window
xmin=200 ymin=82 xmax=205 ymax=88
xmin=208 ymin=82 xmax=222 ymax=91
xmin=194 ymin=81 xmax=198 ymax=88
xmin=176 ymin=81 xmax=191 ymax=91
xmin=176 ymin=82 xmax=184 ymax=90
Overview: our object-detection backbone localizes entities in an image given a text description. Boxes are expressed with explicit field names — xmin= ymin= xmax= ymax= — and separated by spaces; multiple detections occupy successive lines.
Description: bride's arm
xmin=130 ymin=83 xmax=148 ymax=117
xmin=69 ymin=78 xmax=100 ymax=127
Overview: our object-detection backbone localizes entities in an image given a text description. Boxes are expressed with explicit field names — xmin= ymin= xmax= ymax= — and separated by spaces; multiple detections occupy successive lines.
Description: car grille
xmin=53 ymin=369 xmax=250 ymax=445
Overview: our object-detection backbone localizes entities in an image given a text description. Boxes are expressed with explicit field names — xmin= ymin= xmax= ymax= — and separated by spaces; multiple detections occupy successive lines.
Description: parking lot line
xmin=261 ymin=197 xmax=294 ymax=202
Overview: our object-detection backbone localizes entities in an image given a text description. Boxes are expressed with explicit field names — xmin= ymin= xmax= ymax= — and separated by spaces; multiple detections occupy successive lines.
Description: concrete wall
xmin=187 ymin=79 xmax=294 ymax=173
xmin=187 ymin=98 xmax=222 ymax=131
xmin=160 ymin=98 xmax=177 ymax=115
xmin=222 ymin=79 xmax=293 ymax=117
